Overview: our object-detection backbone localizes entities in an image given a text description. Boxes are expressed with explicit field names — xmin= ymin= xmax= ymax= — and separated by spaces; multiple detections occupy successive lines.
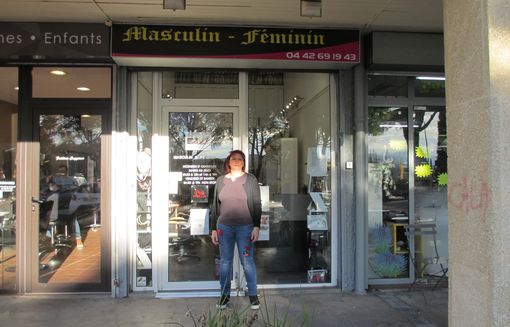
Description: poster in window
xmin=307 ymin=269 xmax=327 ymax=283
xmin=307 ymin=213 xmax=328 ymax=230
xmin=258 ymin=214 xmax=270 ymax=241
xmin=191 ymin=184 xmax=209 ymax=203
xmin=189 ymin=208 xmax=210 ymax=235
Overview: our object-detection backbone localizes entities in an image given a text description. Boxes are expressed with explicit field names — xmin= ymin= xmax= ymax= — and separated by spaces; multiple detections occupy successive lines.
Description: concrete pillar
xmin=444 ymin=0 xmax=510 ymax=326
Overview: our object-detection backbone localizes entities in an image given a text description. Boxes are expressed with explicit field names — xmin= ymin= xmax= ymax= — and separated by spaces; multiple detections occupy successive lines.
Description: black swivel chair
xmin=168 ymin=205 xmax=200 ymax=263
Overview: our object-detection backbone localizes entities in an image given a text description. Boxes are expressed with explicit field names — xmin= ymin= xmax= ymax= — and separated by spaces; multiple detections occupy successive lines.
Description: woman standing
xmin=211 ymin=150 xmax=261 ymax=310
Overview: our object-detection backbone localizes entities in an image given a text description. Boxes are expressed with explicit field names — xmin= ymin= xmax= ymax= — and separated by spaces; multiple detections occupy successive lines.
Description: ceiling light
xmin=416 ymin=76 xmax=445 ymax=81
xmin=50 ymin=70 xmax=67 ymax=76
xmin=163 ymin=0 xmax=186 ymax=10
xmin=77 ymin=87 xmax=90 ymax=92
xmin=301 ymin=0 xmax=321 ymax=18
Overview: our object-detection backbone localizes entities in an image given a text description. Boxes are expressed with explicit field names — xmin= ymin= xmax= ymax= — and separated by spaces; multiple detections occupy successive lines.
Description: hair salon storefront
xmin=1 ymin=22 xmax=447 ymax=297
xmin=110 ymin=24 xmax=359 ymax=297
xmin=0 ymin=22 xmax=113 ymax=293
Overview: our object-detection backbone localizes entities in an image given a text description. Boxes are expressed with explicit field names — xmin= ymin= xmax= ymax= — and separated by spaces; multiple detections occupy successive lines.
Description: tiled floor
xmin=1 ymin=227 xmax=103 ymax=290
xmin=0 ymin=245 xmax=16 ymax=290
xmin=48 ymin=228 xmax=102 ymax=283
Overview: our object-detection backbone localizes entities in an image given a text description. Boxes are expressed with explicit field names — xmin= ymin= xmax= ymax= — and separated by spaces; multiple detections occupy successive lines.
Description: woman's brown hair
xmin=223 ymin=150 xmax=246 ymax=174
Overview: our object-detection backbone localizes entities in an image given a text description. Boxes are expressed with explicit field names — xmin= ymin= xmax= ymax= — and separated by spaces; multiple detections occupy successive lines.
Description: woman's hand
xmin=211 ymin=230 xmax=219 ymax=245
xmin=251 ymin=227 xmax=260 ymax=242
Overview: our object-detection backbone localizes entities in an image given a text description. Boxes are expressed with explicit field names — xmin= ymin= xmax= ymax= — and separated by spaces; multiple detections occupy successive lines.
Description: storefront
xmin=0 ymin=23 xmax=113 ymax=293
xmin=364 ymin=32 xmax=448 ymax=288
xmin=0 ymin=23 xmax=448 ymax=297
xmin=111 ymin=24 xmax=360 ymax=296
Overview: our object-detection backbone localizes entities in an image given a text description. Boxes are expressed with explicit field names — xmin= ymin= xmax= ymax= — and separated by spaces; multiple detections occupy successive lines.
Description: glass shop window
xmin=134 ymin=72 xmax=154 ymax=289
xmin=367 ymin=107 xmax=410 ymax=280
xmin=367 ymin=104 xmax=449 ymax=283
xmin=413 ymin=106 xmax=448 ymax=281
xmin=248 ymin=72 xmax=332 ymax=285
xmin=0 ymin=67 xmax=18 ymax=292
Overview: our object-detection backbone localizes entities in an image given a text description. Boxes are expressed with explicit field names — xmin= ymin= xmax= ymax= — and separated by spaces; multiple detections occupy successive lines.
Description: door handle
xmin=32 ymin=197 xmax=44 ymax=204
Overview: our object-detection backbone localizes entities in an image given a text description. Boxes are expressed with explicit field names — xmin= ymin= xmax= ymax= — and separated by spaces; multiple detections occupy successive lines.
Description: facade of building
xmin=1 ymin=2 xmax=509 ymax=326
xmin=0 ymin=22 xmax=448 ymax=297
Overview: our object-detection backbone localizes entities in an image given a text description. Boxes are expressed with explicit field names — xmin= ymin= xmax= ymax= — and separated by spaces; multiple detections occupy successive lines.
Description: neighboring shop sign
xmin=0 ymin=23 xmax=110 ymax=62
xmin=112 ymin=25 xmax=359 ymax=63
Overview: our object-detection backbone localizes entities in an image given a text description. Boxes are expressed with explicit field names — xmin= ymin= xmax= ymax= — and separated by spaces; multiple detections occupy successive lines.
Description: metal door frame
xmin=154 ymin=104 xmax=240 ymax=294
xmin=26 ymin=100 xmax=112 ymax=293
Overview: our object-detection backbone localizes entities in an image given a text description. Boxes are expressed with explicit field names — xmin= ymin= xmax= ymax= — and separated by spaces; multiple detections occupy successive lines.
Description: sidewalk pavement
xmin=0 ymin=288 xmax=447 ymax=327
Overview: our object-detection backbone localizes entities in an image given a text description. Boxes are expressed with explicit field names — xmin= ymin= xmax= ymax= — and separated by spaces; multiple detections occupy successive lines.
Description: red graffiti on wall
xmin=448 ymin=176 xmax=490 ymax=214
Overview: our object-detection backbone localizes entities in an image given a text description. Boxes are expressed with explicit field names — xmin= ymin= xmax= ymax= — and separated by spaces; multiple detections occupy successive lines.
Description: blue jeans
xmin=217 ymin=223 xmax=257 ymax=296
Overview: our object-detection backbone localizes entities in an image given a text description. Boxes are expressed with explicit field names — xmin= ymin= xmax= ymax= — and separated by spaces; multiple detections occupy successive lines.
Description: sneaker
xmin=76 ymin=239 xmax=84 ymax=249
xmin=216 ymin=294 xmax=230 ymax=309
xmin=249 ymin=295 xmax=260 ymax=310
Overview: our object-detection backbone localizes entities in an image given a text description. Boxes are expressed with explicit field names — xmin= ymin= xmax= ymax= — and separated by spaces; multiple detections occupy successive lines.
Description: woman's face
xmin=229 ymin=153 xmax=244 ymax=171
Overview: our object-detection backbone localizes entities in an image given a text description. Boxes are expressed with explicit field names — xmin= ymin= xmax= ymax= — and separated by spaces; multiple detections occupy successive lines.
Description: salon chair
xmin=168 ymin=204 xmax=200 ymax=263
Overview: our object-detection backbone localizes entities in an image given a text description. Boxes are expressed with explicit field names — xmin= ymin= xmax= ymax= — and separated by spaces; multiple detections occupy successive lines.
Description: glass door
xmin=158 ymin=106 xmax=239 ymax=292
xmin=31 ymin=108 xmax=110 ymax=292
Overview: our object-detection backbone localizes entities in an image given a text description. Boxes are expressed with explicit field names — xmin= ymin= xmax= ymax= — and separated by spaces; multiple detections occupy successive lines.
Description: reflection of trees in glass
xmin=368 ymin=109 xmax=400 ymax=136
xmin=40 ymin=115 xmax=101 ymax=149
xmin=39 ymin=115 xmax=101 ymax=156
xmin=369 ymin=107 xmax=446 ymax=186
xmin=414 ymin=109 xmax=446 ymax=185
xmin=39 ymin=115 xmax=101 ymax=176
xmin=248 ymin=112 xmax=288 ymax=179
xmin=168 ymin=112 xmax=232 ymax=158
xmin=368 ymin=108 xmax=408 ymax=199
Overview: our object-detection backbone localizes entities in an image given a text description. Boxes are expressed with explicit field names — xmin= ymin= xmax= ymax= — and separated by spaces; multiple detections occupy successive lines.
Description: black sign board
xmin=112 ymin=25 xmax=360 ymax=63
xmin=0 ymin=23 xmax=111 ymax=62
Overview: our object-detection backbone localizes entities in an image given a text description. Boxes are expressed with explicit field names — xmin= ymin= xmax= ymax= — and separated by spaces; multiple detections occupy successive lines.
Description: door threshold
xmin=156 ymin=290 xmax=244 ymax=299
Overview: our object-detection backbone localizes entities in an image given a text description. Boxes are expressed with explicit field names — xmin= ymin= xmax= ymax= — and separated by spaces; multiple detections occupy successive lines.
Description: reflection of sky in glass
xmin=193 ymin=143 xmax=232 ymax=159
